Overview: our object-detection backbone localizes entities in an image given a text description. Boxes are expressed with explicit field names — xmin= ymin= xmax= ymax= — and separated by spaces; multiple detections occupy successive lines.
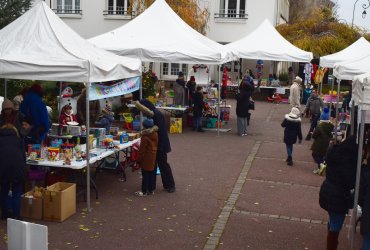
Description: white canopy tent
xmin=0 ymin=1 xmax=142 ymax=211
xmin=320 ymin=37 xmax=370 ymax=68
xmin=334 ymin=55 xmax=370 ymax=81
xmin=224 ymin=19 xmax=313 ymax=62
xmin=89 ymin=0 xmax=233 ymax=64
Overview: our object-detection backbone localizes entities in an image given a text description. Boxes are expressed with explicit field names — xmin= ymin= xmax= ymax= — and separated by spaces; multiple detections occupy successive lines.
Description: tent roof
xmin=89 ymin=0 xmax=233 ymax=64
xmin=224 ymin=19 xmax=313 ymax=62
xmin=320 ymin=37 xmax=370 ymax=68
xmin=333 ymin=55 xmax=370 ymax=80
xmin=0 ymin=1 xmax=141 ymax=82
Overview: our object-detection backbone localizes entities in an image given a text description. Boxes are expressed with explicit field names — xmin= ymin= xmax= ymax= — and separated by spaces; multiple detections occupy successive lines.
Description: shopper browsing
xmin=95 ymin=103 xmax=114 ymax=134
xmin=192 ymin=86 xmax=205 ymax=132
xmin=281 ymin=107 xmax=302 ymax=166
xmin=135 ymin=118 xmax=158 ymax=197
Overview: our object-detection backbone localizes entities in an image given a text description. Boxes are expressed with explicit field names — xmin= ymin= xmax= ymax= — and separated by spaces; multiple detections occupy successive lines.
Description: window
xmin=217 ymin=0 xmax=246 ymax=18
xmin=170 ymin=63 xmax=180 ymax=76
xmin=162 ymin=63 xmax=188 ymax=77
xmin=56 ymin=0 xmax=81 ymax=14
xmin=163 ymin=63 xmax=169 ymax=75
xmin=106 ymin=0 xmax=131 ymax=15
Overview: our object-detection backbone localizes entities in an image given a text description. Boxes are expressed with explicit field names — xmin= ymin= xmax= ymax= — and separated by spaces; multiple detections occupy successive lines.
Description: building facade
xmin=40 ymin=0 xmax=290 ymax=83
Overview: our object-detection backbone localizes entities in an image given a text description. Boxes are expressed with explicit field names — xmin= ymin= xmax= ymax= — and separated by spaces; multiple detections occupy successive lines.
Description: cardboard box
xmin=43 ymin=182 xmax=76 ymax=222
xmin=21 ymin=191 xmax=43 ymax=220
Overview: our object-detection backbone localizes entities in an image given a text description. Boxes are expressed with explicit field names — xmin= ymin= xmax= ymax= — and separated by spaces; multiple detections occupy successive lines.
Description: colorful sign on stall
xmin=89 ymin=76 xmax=140 ymax=101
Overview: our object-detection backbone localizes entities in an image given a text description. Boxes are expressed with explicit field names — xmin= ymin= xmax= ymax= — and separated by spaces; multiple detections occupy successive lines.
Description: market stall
xmin=89 ymin=0 xmax=234 ymax=135
xmin=0 ymin=2 xmax=142 ymax=212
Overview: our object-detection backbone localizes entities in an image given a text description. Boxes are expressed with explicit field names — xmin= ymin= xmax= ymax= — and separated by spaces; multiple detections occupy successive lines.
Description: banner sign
xmin=89 ymin=76 xmax=140 ymax=101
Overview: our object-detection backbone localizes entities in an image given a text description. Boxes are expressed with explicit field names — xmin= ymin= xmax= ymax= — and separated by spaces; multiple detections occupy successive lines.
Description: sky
xmin=333 ymin=0 xmax=370 ymax=31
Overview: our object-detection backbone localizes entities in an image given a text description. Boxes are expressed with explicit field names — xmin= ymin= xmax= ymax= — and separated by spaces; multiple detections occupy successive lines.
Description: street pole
xmin=352 ymin=0 xmax=370 ymax=28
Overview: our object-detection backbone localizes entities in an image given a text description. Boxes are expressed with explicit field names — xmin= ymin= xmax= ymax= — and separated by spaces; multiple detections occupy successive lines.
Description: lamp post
xmin=352 ymin=0 xmax=370 ymax=28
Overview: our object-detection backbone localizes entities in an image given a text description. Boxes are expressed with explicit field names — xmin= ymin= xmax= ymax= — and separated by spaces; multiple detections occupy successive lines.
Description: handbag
xmin=249 ymin=100 xmax=255 ymax=110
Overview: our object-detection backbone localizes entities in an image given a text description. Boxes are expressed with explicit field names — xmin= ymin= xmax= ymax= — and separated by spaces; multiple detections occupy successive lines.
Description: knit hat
xmin=30 ymin=83 xmax=43 ymax=96
xmin=190 ymin=76 xmax=195 ymax=82
xmin=178 ymin=72 xmax=184 ymax=77
xmin=143 ymin=118 xmax=154 ymax=128
xmin=320 ymin=107 xmax=330 ymax=121
xmin=102 ymin=103 xmax=112 ymax=114
xmin=286 ymin=107 xmax=301 ymax=119
xmin=2 ymin=99 xmax=14 ymax=110
xmin=293 ymin=76 xmax=302 ymax=85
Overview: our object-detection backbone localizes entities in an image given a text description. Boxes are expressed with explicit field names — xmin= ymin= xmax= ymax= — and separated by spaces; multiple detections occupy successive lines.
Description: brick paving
xmin=0 ymin=100 xmax=363 ymax=249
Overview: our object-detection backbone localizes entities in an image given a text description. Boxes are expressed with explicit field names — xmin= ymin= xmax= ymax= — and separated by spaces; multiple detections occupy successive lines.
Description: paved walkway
xmin=0 ymin=100 xmax=362 ymax=249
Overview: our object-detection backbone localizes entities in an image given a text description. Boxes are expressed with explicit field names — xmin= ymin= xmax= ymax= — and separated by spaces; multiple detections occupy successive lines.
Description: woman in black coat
xmin=319 ymin=136 xmax=358 ymax=250
xmin=0 ymin=124 xmax=26 ymax=220
xmin=281 ymin=107 xmax=302 ymax=166
xmin=235 ymin=82 xmax=253 ymax=136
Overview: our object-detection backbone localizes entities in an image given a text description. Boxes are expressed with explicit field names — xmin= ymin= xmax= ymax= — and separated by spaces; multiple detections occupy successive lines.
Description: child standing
xmin=95 ymin=103 xmax=114 ymax=134
xmin=135 ymin=118 xmax=158 ymax=197
xmin=281 ymin=107 xmax=302 ymax=166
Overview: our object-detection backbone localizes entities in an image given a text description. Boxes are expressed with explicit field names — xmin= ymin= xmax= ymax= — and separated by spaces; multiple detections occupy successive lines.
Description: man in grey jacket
xmin=304 ymin=89 xmax=324 ymax=140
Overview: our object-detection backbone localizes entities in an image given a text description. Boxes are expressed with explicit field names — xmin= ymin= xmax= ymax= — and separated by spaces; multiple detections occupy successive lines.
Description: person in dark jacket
xmin=360 ymin=160 xmax=370 ymax=250
xmin=236 ymin=82 xmax=252 ymax=136
xmin=319 ymin=136 xmax=358 ymax=250
xmin=174 ymin=72 xmax=186 ymax=106
xmin=192 ymin=86 xmax=205 ymax=132
xmin=135 ymin=119 xmax=158 ymax=197
xmin=19 ymin=83 xmax=50 ymax=143
xmin=0 ymin=123 xmax=26 ymax=220
xmin=281 ymin=107 xmax=302 ymax=166
xmin=311 ymin=110 xmax=334 ymax=174
xmin=304 ymin=90 xmax=324 ymax=140
xmin=186 ymin=76 xmax=196 ymax=106
xmin=135 ymin=99 xmax=176 ymax=193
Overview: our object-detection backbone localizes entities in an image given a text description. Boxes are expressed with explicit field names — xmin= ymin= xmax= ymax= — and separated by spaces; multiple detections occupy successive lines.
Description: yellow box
xmin=170 ymin=118 xmax=182 ymax=134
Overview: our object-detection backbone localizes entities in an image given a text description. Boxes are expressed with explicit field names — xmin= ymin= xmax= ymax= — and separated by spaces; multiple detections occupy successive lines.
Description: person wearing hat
xmin=135 ymin=99 xmax=176 ymax=193
xmin=135 ymin=118 xmax=159 ymax=197
xmin=281 ymin=107 xmax=303 ymax=166
xmin=304 ymin=89 xmax=324 ymax=141
xmin=186 ymin=76 xmax=196 ymax=106
xmin=289 ymin=76 xmax=302 ymax=109
xmin=174 ymin=72 xmax=186 ymax=106
xmin=310 ymin=109 xmax=334 ymax=175
xmin=0 ymin=99 xmax=19 ymax=127
xmin=19 ymin=83 xmax=50 ymax=143
xmin=95 ymin=103 xmax=114 ymax=134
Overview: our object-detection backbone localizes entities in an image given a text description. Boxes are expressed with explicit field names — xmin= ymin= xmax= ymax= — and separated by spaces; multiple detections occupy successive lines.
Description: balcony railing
xmin=53 ymin=9 xmax=82 ymax=14
xmin=103 ymin=6 xmax=136 ymax=18
xmin=215 ymin=9 xmax=248 ymax=19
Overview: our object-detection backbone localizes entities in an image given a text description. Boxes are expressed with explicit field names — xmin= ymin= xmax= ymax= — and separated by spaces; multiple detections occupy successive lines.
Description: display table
xmin=254 ymin=86 xmax=290 ymax=101
xmin=27 ymin=138 xmax=140 ymax=199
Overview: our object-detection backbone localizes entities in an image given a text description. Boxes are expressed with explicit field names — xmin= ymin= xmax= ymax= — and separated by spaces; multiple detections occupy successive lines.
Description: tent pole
xmin=85 ymin=82 xmax=92 ymax=212
xmin=350 ymin=100 xmax=355 ymax=136
xmin=217 ymin=65 xmax=221 ymax=136
xmin=140 ymin=76 xmax=143 ymax=130
xmin=334 ymin=79 xmax=340 ymax=144
xmin=350 ymin=108 xmax=365 ymax=250
xmin=329 ymin=76 xmax=334 ymax=120
xmin=59 ymin=82 xmax=63 ymax=115
xmin=4 ymin=79 xmax=7 ymax=99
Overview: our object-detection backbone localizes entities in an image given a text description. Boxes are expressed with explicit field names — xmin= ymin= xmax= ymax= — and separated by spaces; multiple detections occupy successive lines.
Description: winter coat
xmin=235 ymin=89 xmax=251 ymax=118
xmin=186 ymin=81 xmax=196 ymax=99
xmin=59 ymin=112 xmax=78 ymax=125
xmin=311 ymin=121 xmax=334 ymax=157
xmin=319 ymin=136 xmax=358 ymax=214
xmin=305 ymin=93 xmax=324 ymax=115
xmin=76 ymin=91 xmax=101 ymax=125
xmin=137 ymin=126 xmax=159 ymax=171
xmin=281 ymin=115 xmax=302 ymax=144
xmin=95 ymin=114 xmax=114 ymax=134
xmin=193 ymin=91 xmax=204 ymax=117
xmin=360 ymin=166 xmax=370 ymax=236
xmin=174 ymin=78 xmax=186 ymax=105
xmin=135 ymin=100 xmax=171 ymax=153
xmin=19 ymin=90 xmax=50 ymax=142
xmin=0 ymin=124 xmax=26 ymax=183
xmin=289 ymin=83 xmax=301 ymax=108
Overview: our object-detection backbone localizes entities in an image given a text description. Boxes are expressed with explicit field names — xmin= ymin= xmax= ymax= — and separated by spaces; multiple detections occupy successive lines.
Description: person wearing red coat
xmin=59 ymin=104 xmax=78 ymax=125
